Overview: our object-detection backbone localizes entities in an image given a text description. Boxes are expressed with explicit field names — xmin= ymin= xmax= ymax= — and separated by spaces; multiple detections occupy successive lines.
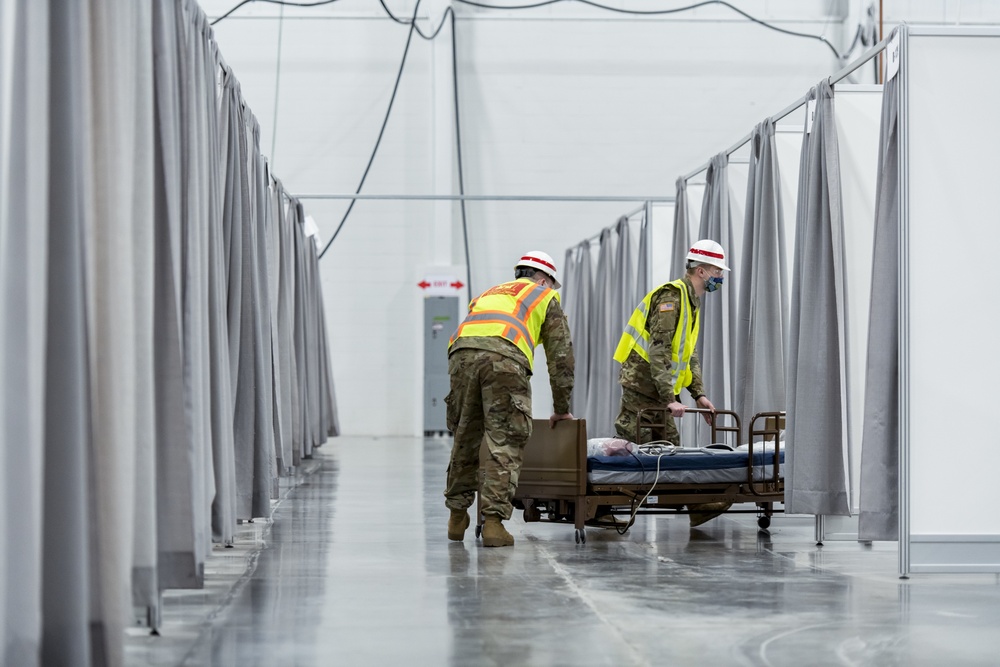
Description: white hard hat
xmin=686 ymin=239 xmax=730 ymax=271
xmin=516 ymin=250 xmax=561 ymax=288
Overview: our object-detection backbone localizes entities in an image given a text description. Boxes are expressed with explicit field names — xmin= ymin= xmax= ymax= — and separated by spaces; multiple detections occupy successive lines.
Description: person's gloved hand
xmin=549 ymin=412 xmax=573 ymax=429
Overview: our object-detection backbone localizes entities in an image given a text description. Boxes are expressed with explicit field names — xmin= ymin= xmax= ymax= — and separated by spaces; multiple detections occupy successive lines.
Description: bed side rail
xmin=634 ymin=406 xmax=741 ymax=448
xmin=747 ymin=411 xmax=785 ymax=496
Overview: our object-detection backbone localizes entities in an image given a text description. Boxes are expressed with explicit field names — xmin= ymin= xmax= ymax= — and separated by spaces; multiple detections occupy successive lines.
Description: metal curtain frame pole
xmin=293 ymin=193 xmax=677 ymax=203
xmin=680 ymin=31 xmax=897 ymax=183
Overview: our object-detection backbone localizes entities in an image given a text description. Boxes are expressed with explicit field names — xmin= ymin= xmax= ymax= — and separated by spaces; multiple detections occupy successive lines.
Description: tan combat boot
xmin=481 ymin=516 xmax=514 ymax=547
xmin=448 ymin=510 xmax=470 ymax=541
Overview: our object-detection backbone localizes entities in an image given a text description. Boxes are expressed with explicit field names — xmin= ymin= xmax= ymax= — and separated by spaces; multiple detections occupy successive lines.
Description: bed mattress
xmin=587 ymin=443 xmax=783 ymax=485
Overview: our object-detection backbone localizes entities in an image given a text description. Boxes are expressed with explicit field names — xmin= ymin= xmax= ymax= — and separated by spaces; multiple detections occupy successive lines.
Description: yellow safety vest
xmin=449 ymin=278 xmax=559 ymax=369
xmin=613 ymin=279 xmax=700 ymax=394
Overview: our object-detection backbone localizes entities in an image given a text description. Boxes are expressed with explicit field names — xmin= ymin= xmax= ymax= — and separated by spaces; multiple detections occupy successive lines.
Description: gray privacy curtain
xmin=152 ymin=0 xmax=210 ymax=591
xmin=1 ymin=0 xmax=337 ymax=663
xmin=785 ymin=80 xmax=851 ymax=516
xmin=586 ymin=228 xmax=617 ymax=437
xmin=87 ymin=2 xmax=155 ymax=664
xmin=0 ymin=4 xmax=50 ymax=664
xmin=671 ymin=177 xmax=692 ymax=278
xmin=859 ymin=68 xmax=900 ymax=541
xmin=563 ymin=243 xmax=593 ymax=417
xmin=636 ymin=213 xmax=651 ymax=303
xmin=734 ymin=119 xmax=788 ymax=423
xmin=569 ymin=211 xmax=652 ymax=437
xmin=697 ymin=153 xmax=737 ymax=443
xmin=45 ymin=4 xmax=97 ymax=665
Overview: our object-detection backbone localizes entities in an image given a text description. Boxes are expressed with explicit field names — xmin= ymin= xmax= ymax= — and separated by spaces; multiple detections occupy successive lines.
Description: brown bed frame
xmin=477 ymin=408 xmax=784 ymax=544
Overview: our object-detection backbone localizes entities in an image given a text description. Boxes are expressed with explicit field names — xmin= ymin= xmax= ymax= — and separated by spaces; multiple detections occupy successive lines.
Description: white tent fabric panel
xmin=650 ymin=202 xmax=675 ymax=288
xmin=902 ymin=29 xmax=1000 ymax=572
xmin=773 ymin=126 xmax=804 ymax=288
xmin=831 ymin=84 xmax=883 ymax=515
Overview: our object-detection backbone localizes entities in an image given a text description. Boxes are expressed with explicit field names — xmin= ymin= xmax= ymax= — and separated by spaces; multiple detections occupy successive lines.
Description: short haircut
xmin=515 ymin=267 xmax=540 ymax=280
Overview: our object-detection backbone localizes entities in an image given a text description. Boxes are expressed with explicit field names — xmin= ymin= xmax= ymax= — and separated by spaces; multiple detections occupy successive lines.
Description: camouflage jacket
xmin=618 ymin=276 xmax=705 ymax=404
xmin=450 ymin=289 xmax=574 ymax=414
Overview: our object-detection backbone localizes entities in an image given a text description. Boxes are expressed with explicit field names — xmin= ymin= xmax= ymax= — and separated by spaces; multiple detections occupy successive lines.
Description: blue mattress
xmin=587 ymin=445 xmax=784 ymax=485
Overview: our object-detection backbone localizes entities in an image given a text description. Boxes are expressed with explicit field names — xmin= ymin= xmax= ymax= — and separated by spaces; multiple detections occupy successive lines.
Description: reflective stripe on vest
xmin=449 ymin=279 xmax=559 ymax=369
xmin=613 ymin=279 xmax=701 ymax=394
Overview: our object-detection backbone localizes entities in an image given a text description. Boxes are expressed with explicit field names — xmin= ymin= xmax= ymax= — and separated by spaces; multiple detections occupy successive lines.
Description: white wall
xmin=201 ymin=0 xmax=1000 ymax=435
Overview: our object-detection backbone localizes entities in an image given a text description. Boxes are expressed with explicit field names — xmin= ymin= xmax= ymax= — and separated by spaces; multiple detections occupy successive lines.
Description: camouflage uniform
xmin=444 ymin=295 xmax=574 ymax=520
xmin=614 ymin=276 xmax=705 ymax=446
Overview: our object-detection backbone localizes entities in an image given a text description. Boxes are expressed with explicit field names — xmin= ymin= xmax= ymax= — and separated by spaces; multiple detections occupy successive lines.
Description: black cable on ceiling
xmin=212 ymin=0 xmax=850 ymax=62
xmin=215 ymin=0 xmax=862 ymax=266
xmin=210 ymin=0 xmax=344 ymax=27
xmin=317 ymin=0 xmax=421 ymax=258
xmin=450 ymin=10 xmax=473 ymax=296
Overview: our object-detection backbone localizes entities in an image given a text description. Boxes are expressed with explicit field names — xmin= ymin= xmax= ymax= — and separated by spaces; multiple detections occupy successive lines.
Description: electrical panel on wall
xmin=424 ymin=296 xmax=458 ymax=436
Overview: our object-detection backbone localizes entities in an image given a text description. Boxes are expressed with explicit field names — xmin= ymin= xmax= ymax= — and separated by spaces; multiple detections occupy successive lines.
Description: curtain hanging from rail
xmin=734 ymin=119 xmax=788 ymax=422
xmin=88 ymin=1 xmax=156 ymax=663
xmin=563 ymin=243 xmax=593 ymax=417
xmin=566 ymin=210 xmax=651 ymax=437
xmin=696 ymin=153 xmax=737 ymax=444
xmin=45 ymin=3 xmax=99 ymax=665
xmin=636 ymin=212 xmax=651 ymax=304
xmin=1 ymin=0 xmax=338 ymax=662
xmin=0 ymin=3 xmax=50 ymax=663
xmin=785 ymin=81 xmax=851 ymax=516
xmin=671 ymin=177 xmax=692 ymax=278
xmin=609 ymin=216 xmax=635 ymax=422
xmin=858 ymin=67 xmax=900 ymax=541
xmin=585 ymin=228 xmax=616 ymax=437
xmin=153 ymin=0 xmax=213 ymax=592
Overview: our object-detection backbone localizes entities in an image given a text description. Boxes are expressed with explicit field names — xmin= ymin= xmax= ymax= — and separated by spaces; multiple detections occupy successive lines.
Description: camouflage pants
xmin=614 ymin=386 xmax=681 ymax=446
xmin=443 ymin=349 xmax=533 ymax=520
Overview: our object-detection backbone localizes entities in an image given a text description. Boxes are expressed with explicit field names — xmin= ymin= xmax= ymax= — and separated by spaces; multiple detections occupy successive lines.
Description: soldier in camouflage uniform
xmin=613 ymin=240 xmax=729 ymax=527
xmin=444 ymin=251 xmax=574 ymax=547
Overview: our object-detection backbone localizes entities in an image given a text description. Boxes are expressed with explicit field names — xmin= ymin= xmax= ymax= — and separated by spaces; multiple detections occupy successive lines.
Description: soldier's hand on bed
xmin=695 ymin=395 xmax=716 ymax=424
xmin=667 ymin=401 xmax=687 ymax=418
xmin=549 ymin=412 xmax=573 ymax=428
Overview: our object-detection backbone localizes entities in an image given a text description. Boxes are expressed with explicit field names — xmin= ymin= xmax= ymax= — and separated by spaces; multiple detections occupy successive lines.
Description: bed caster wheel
xmin=523 ymin=505 xmax=541 ymax=522
xmin=475 ymin=524 xmax=482 ymax=539
xmin=757 ymin=516 xmax=771 ymax=530
xmin=575 ymin=528 xmax=586 ymax=544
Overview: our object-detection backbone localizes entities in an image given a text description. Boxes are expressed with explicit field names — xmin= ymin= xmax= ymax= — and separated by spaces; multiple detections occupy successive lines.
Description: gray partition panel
xmin=901 ymin=27 xmax=1000 ymax=573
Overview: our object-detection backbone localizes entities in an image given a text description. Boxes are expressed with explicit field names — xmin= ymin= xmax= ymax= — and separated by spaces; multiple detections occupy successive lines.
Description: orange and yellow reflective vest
xmin=613 ymin=279 xmax=700 ymax=395
xmin=449 ymin=278 xmax=559 ymax=370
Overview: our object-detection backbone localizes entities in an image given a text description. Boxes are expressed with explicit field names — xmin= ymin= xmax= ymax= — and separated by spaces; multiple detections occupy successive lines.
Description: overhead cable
xmin=212 ymin=0 xmax=851 ymax=62
xmin=210 ymin=0 xmax=343 ymax=26
xmin=317 ymin=0 xmax=422 ymax=258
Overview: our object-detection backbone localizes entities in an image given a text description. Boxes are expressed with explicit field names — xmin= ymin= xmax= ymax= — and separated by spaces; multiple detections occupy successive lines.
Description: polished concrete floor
xmin=126 ymin=436 xmax=1000 ymax=666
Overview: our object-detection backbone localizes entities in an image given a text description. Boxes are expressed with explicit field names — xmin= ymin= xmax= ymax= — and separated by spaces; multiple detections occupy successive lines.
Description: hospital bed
xmin=477 ymin=408 xmax=784 ymax=544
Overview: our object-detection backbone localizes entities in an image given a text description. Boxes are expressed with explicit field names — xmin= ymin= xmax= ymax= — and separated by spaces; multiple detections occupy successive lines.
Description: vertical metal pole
xmin=643 ymin=200 xmax=653 ymax=287
xmin=897 ymin=25 xmax=911 ymax=579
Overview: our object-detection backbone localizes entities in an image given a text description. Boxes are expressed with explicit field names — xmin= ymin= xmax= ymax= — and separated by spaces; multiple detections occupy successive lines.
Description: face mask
xmin=704 ymin=274 xmax=724 ymax=293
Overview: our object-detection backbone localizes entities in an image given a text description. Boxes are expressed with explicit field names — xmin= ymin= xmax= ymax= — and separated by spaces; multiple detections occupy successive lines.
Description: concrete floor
xmin=126 ymin=436 xmax=1000 ymax=666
